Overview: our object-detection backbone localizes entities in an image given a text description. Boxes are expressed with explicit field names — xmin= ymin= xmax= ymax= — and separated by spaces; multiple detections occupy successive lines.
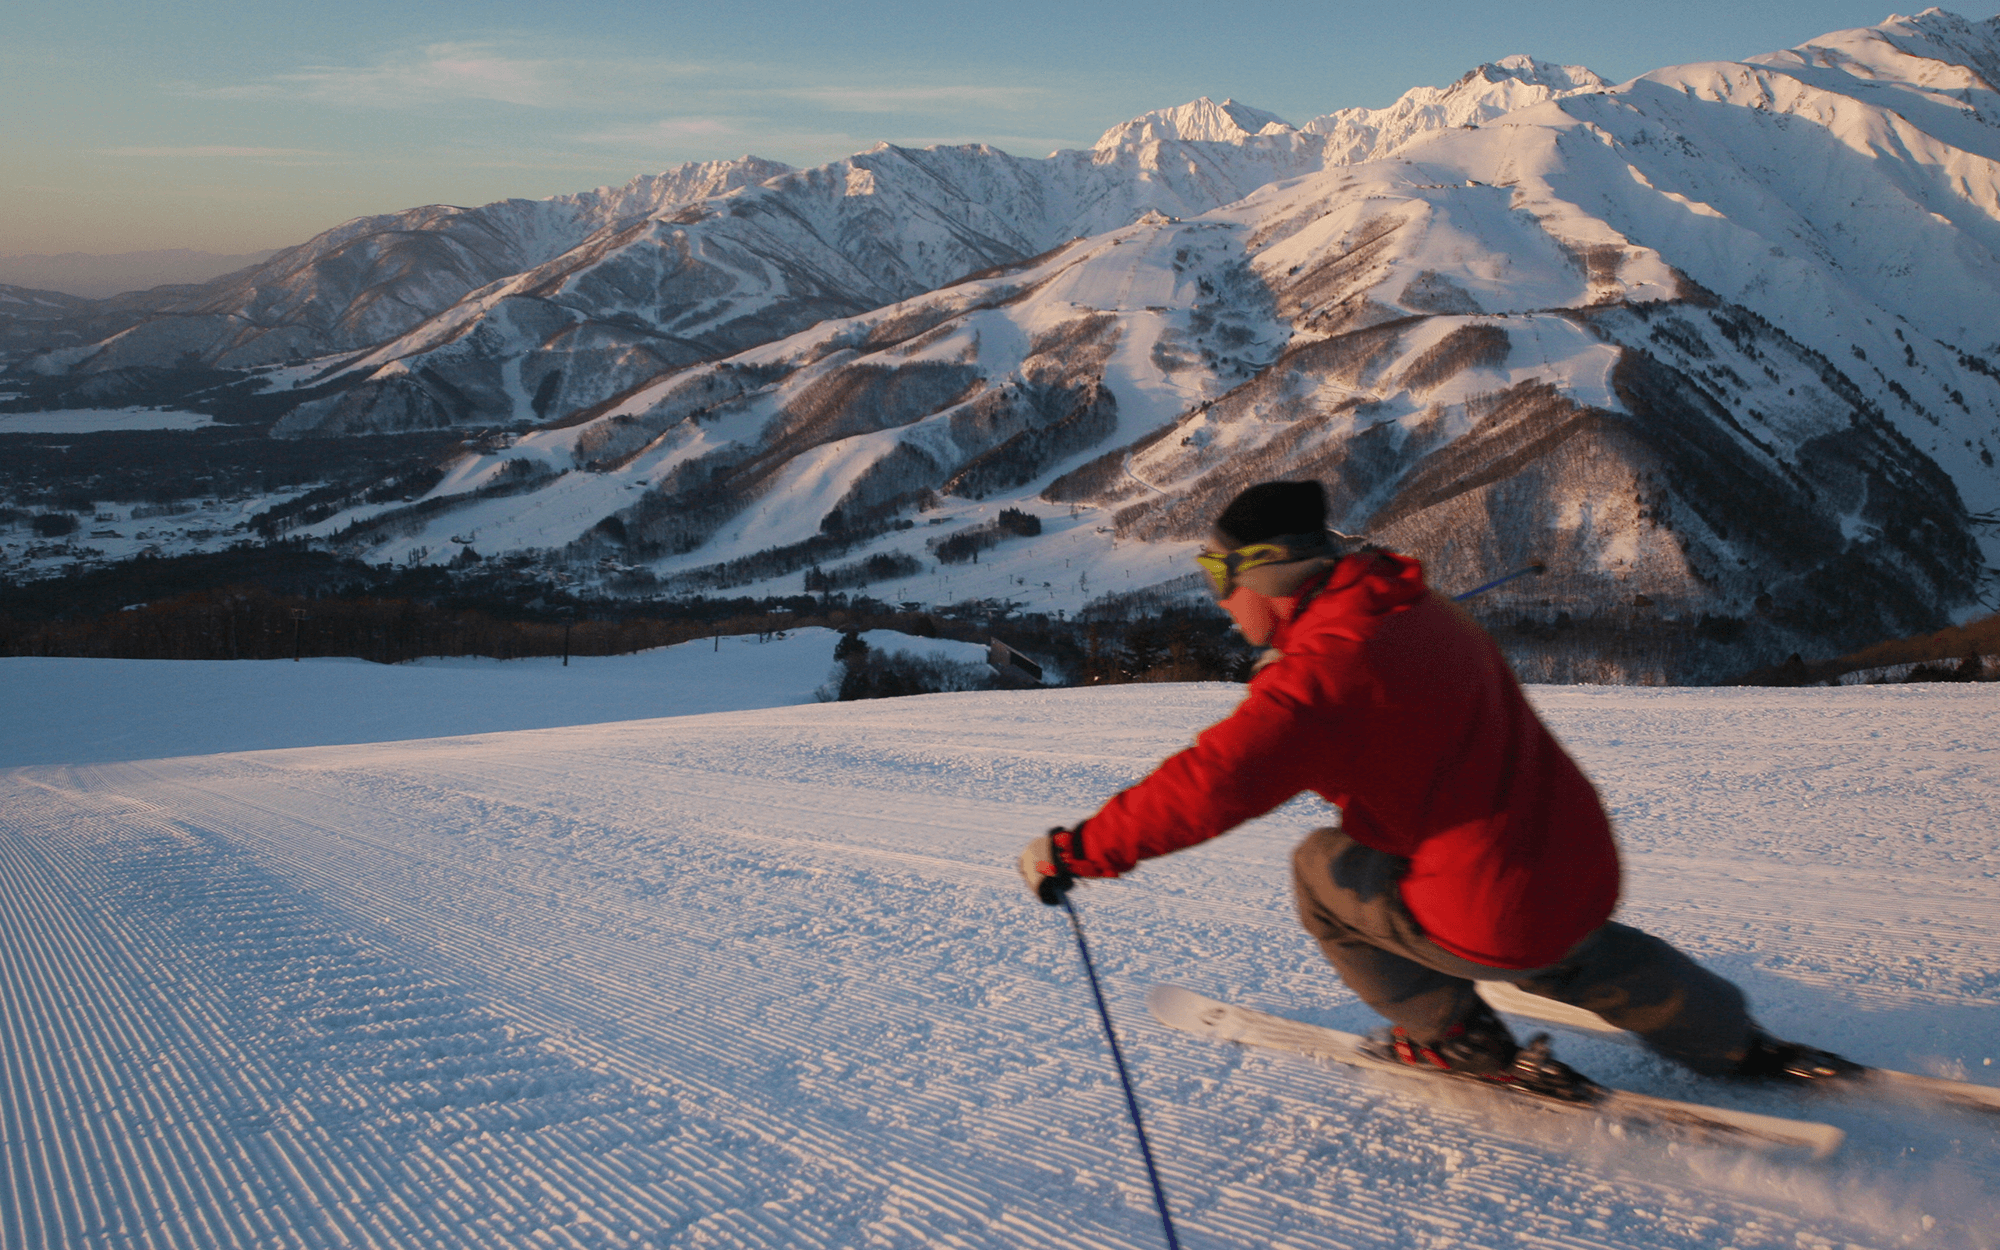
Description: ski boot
xmin=1370 ymin=999 xmax=1602 ymax=1103
xmin=1732 ymin=1032 xmax=1867 ymax=1085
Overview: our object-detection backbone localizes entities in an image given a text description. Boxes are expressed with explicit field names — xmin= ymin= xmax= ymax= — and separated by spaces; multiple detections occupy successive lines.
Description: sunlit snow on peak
xmin=1094 ymin=96 xmax=1296 ymax=149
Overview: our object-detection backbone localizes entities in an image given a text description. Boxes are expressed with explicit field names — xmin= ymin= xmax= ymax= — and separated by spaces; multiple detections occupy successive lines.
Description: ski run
xmin=1 ymin=656 xmax=1997 ymax=1249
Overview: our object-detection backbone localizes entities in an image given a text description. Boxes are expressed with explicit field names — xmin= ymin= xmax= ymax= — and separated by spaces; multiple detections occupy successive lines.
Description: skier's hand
xmin=1018 ymin=828 xmax=1078 ymax=905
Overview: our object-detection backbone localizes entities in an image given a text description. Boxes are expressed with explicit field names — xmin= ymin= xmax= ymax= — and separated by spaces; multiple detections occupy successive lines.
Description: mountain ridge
xmin=8 ymin=8 xmax=2000 ymax=682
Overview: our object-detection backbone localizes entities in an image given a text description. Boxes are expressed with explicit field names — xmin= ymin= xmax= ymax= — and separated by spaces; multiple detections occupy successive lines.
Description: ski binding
xmin=1475 ymin=981 xmax=2000 ymax=1117
xmin=1148 ymin=984 xmax=1844 ymax=1158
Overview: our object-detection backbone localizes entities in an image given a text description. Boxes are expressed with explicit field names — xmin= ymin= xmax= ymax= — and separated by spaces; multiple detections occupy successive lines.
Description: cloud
xmin=196 ymin=43 xmax=556 ymax=108
xmin=190 ymin=42 xmax=724 ymax=111
xmin=182 ymin=41 xmax=1047 ymax=121
xmin=785 ymin=84 xmax=1041 ymax=113
xmin=100 ymin=146 xmax=330 ymax=159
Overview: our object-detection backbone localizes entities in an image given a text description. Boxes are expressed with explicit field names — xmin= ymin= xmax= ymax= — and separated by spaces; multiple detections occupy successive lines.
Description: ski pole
xmin=1058 ymin=893 xmax=1182 ymax=1250
xmin=1453 ymin=561 xmax=1546 ymax=602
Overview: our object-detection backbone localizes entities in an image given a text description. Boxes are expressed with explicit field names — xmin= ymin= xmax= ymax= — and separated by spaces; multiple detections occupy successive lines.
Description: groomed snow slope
xmin=0 ymin=628 xmax=985 ymax=766
xmin=3 ymin=680 xmax=1997 ymax=1249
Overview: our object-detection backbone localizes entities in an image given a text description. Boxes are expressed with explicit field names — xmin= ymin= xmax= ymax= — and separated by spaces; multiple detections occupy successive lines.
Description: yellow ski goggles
xmin=1194 ymin=541 xmax=1304 ymax=600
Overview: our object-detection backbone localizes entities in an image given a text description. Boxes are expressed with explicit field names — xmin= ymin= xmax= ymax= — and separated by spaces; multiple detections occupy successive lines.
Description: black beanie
xmin=1213 ymin=480 xmax=1328 ymax=547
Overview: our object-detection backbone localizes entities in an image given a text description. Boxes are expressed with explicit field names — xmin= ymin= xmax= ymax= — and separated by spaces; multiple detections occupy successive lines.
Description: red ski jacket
xmin=1067 ymin=551 xmax=1620 ymax=969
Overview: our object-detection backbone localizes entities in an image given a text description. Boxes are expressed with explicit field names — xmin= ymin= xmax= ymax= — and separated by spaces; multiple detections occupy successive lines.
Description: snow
xmin=316 ymin=7 xmax=2000 ymax=614
xmin=313 ymin=218 xmax=1253 ymax=597
xmin=1300 ymin=54 xmax=1608 ymax=161
xmin=1093 ymin=97 xmax=1296 ymax=147
xmin=2 ymin=657 xmax=1996 ymax=1248
xmin=0 ymin=406 xmax=216 ymax=433
xmin=2 ymin=493 xmax=300 ymax=582
xmin=22 ymin=11 xmax=2000 ymax=626
xmin=0 ymin=628 xmax=983 ymax=767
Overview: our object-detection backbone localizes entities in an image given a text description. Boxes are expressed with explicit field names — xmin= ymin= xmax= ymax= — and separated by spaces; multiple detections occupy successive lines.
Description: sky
xmin=4 ymin=1 xmax=1992 ymax=261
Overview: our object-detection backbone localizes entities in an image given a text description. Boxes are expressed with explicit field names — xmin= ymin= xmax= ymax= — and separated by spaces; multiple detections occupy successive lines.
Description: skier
xmin=1020 ymin=479 xmax=1859 ymax=1094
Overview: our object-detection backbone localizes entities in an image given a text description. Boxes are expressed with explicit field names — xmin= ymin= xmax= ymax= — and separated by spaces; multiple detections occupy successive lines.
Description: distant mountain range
xmin=6 ymin=9 xmax=1999 ymax=680
xmin=0 ymin=249 xmax=281 ymax=300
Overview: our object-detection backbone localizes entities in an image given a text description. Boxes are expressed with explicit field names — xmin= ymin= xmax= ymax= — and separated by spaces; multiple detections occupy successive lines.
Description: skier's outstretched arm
xmin=1048 ymin=676 xmax=1341 ymax=882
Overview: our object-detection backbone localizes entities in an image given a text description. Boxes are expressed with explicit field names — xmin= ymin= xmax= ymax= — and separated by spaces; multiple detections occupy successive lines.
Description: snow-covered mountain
xmin=17 ymin=157 xmax=795 ymax=377
xmin=226 ymin=73 xmax=1617 ymax=435
xmin=249 ymin=111 xmax=1351 ymax=436
xmin=0 ymin=284 xmax=107 ymax=356
xmin=1300 ymin=54 xmax=1610 ymax=162
xmin=11 ymin=9 xmax=2000 ymax=677
xmin=1094 ymin=96 xmax=1296 ymax=145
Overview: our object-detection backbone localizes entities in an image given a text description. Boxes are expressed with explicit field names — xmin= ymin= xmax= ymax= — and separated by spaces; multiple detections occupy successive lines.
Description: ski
xmin=1148 ymin=984 xmax=1844 ymax=1158
xmin=1475 ymin=981 xmax=2000 ymax=1117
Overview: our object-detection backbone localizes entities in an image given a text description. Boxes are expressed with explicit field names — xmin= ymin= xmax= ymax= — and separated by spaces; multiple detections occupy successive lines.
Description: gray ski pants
xmin=1291 ymin=826 xmax=1755 ymax=1075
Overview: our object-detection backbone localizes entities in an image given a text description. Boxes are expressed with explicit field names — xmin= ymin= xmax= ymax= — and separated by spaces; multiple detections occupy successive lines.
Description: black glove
xmin=1018 ymin=827 xmax=1079 ymax=905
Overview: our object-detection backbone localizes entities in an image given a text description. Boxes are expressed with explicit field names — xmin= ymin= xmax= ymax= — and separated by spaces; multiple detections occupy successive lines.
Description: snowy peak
xmin=1094 ymin=97 xmax=1295 ymax=149
xmin=554 ymin=156 xmax=796 ymax=225
xmin=1757 ymin=7 xmax=2000 ymax=76
xmin=1747 ymin=7 xmax=2000 ymax=118
xmin=1636 ymin=8 xmax=2000 ymax=167
xmin=1300 ymin=53 xmax=1606 ymax=161
xmin=1477 ymin=53 xmax=1608 ymax=93
xmin=9 ymin=154 xmax=801 ymax=376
